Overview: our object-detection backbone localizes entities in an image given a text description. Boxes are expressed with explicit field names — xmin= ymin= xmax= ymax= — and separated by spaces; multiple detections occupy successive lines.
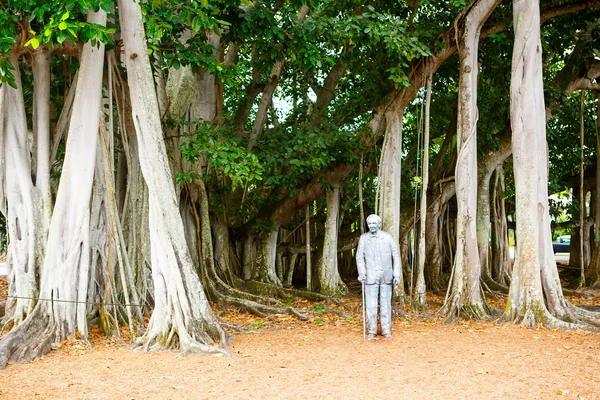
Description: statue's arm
xmin=356 ymin=235 xmax=366 ymax=278
xmin=391 ymin=236 xmax=401 ymax=278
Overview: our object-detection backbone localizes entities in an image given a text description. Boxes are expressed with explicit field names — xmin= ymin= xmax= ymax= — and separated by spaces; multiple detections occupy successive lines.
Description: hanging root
xmin=482 ymin=278 xmax=509 ymax=294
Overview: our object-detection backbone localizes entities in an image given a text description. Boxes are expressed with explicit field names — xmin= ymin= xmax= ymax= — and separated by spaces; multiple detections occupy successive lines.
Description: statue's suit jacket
xmin=356 ymin=231 xmax=401 ymax=285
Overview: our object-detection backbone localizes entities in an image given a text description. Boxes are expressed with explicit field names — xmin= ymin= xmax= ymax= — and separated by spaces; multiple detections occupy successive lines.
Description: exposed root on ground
xmin=234 ymin=277 xmax=329 ymax=302
xmin=133 ymin=314 xmax=231 ymax=357
xmin=205 ymin=278 xmax=309 ymax=321
xmin=0 ymin=307 xmax=54 ymax=369
xmin=438 ymin=293 xmax=490 ymax=323
xmin=501 ymin=299 xmax=600 ymax=331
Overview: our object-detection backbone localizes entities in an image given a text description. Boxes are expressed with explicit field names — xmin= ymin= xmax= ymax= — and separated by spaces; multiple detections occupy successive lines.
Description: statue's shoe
xmin=367 ymin=333 xmax=375 ymax=340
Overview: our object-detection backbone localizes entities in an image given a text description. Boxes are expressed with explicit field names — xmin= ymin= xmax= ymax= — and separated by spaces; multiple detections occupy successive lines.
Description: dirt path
xmin=1 ymin=278 xmax=600 ymax=399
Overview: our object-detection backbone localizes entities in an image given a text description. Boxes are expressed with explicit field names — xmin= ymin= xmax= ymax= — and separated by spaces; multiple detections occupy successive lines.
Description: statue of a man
xmin=356 ymin=214 xmax=401 ymax=340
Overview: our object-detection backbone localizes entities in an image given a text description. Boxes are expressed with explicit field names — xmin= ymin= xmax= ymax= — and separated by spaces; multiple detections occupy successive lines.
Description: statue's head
xmin=366 ymin=214 xmax=381 ymax=234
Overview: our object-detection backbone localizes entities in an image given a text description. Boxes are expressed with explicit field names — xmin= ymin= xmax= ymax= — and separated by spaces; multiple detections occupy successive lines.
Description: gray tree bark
xmin=504 ymin=0 xmax=596 ymax=329
xmin=315 ymin=184 xmax=347 ymax=296
xmin=440 ymin=0 xmax=500 ymax=320
xmin=117 ymin=0 xmax=228 ymax=353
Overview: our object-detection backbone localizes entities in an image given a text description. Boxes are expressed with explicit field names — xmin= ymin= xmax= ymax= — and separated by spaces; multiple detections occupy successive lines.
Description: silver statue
xmin=356 ymin=214 xmax=400 ymax=340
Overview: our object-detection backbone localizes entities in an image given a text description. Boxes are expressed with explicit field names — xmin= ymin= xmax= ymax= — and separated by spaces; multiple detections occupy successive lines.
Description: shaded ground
xmin=1 ymin=277 xmax=599 ymax=399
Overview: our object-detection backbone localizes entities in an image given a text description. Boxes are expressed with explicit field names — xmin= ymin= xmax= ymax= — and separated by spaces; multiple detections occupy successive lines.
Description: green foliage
xmin=251 ymin=320 xmax=264 ymax=328
xmin=0 ymin=0 xmax=115 ymax=87
xmin=252 ymin=219 xmax=276 ymax=234
xmin=179 ymin=120 xmax=264 ymax=190
xmin=257 ymin=123 xmax=359 ymax=192
xmin=142 ymin=0 xmax=235 ymax=72
xmin=175 ymin=170 xmax=200 ymax=185
xmin=311 ymin=304 xmax=326 ymax=313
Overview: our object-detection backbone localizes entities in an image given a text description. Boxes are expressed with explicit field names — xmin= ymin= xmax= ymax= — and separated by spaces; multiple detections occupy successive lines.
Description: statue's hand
xmin=358 ymin=274 xmax=366 ymax=283
xmin=393 ymin=276 xmax=400 ymax=286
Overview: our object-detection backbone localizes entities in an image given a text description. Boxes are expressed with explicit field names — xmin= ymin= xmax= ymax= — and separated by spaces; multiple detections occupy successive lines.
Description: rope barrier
xmin=5 ymin=295 xmax=145 ymax=309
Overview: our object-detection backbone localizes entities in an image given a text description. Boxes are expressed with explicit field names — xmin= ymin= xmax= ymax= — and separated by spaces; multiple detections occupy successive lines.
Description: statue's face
xmin=367 ymin=219 xmax=380 ymax=234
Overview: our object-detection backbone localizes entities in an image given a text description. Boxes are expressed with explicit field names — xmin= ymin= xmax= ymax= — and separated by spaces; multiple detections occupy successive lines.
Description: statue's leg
xmin=380 ymin=283 xmax=392 ymax=336
xmin=365 ymin=284 xmax=379 ymax=337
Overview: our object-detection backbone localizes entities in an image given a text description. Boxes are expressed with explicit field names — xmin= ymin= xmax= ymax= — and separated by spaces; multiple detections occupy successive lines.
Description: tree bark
xmin=32 ymin=48 xmax=52 ymax=228
xmin=315 ymin=184 xmax=347 ymax=296
xmin=247 ymin=59 xmax=285 ymax=152
xmin=441 ymin=0 xmax=499 ymax=320
xmin=504 ymin=0 xmax=593 ymax=329
xmin=377 ymin=110 xmax=403 ymax=242
xmin=1 ymin=55 xmax=41 ymax=324
xmin=252 ymin=231 xmax=281 ymax=285
xmin=0 ymin=10 xmax=108 ymax=369
xmin=476 ymin=124 xmax=512 ymax=286
xmin=578 ymin=90 xmax=585 ymax=287
xmin=491 ymin=166 xmax=512 ymax=285
xmin=414 ymin=72 xmax=432 ymax=310
xmin=117 ymin=0 xmax=228 ymax=353
xmin=589 ymin=93 xmax=600 ymax=284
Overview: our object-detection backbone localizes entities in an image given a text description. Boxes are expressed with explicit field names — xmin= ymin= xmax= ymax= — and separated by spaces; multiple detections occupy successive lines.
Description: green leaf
xmin=61 ymin=12 xmax=70 ymax=21
xmin=58 ymin=22 xmax=67 ymax=31
xmin=25 ymin=37 xmax=40 ymax=49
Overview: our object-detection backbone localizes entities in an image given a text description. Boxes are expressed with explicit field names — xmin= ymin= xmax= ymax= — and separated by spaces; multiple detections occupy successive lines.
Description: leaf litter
xmin=0 ymin=282 xmax=599 ymax=399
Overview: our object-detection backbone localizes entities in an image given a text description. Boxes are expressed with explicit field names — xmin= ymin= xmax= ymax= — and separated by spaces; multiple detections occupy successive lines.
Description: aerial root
xmin=481 ymin=278 xmax=509 ymax=295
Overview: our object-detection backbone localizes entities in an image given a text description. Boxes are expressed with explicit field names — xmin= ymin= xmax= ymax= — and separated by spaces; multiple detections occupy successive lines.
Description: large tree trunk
xmin=0 ymin=10 xmax=108 ymax=369
xmin=252 ymin=231 xmax=281 ymax=285
xmin=589 ymin=93 xmax=600 ymax=285
xmin=376 ymin=110 xmax=405 ymax=305
xmin=1 ymin=56 xmax=42 ymax=324
xmin=441 ymin=0 xmax=499 ymax=320
xmin=504 ymin=0 xmax=595 ymax=329
xmin=117 ymin=0 xmax=228 ymax=353
xmin=377 ymin=111 xmax=403 ymax=240
xmin=505 ymin=0 xmax=552 ymax=327
xmin=315 ymin=184 xmax=347 ymax=296
xmin=39 ymin=9 xmax=107 ymax=340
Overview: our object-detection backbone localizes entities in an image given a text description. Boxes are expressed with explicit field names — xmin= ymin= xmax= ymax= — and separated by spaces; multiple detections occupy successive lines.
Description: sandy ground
xmin=1 ymin=278 xmax=600 ymax=399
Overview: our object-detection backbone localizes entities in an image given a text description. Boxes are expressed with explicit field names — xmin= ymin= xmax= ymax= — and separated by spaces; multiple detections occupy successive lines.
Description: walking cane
xmin=362 ymin=281 xmax=366 ymax=339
